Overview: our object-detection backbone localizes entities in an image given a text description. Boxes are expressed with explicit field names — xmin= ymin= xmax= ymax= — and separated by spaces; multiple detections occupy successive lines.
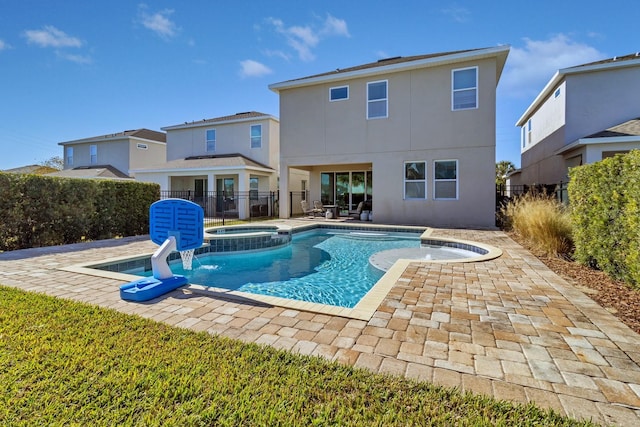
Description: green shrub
xmin=0 ymin=173 xmax=160 ymax=251
xmin=569 ymin=150 xmax=640 ymax=287
xmin=501 ymin=193 xmax=573 ymax=257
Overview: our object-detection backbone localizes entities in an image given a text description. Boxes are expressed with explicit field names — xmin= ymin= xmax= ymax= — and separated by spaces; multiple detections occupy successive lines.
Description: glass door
xmin=336 ymin=172 xmax=350 ymax=214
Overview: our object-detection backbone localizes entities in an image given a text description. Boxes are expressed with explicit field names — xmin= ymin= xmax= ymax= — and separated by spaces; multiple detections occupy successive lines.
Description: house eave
xmin=554 ymin=136 xmax=640 ymax=155
xmin=131 ymin=165 xmax=275 ymax=174
xmin=59 ymin=135 xmax=166 ymax=146
xmin=516 ymin=57 xmax=640 ymax=126
xmin=162 ymin=115 xmax=279 ymax=131
xmin=269 ymin=45 xmax=510 ymax=93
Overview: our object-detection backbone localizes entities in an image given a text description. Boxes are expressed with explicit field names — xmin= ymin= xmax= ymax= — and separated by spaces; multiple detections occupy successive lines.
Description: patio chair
xmin=313 ymin=200 xmax=326 ymax=215
xmin=348 ymin=201 xmax=364 ymax=219
xmin=301 ymin=200 xmax=322 ymax=217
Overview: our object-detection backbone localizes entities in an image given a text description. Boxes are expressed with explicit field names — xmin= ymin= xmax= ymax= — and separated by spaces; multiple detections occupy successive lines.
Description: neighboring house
xmin=269 ymin=46 xmax=510 ymax=228
xmin=132 ymin=112 xmax=281 ymax=219
xmin=514 ymin=52 xmax=640 ymax=185
xmin=3 ymin=164 xmax=58 ymax=175
xmin=57 ymin=129 xmax=166 ymax=178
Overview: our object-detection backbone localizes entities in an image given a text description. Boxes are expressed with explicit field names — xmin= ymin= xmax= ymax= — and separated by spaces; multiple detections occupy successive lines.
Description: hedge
xmin=0 ymin=173 xmax=160 ymax=251
xmin=568 ymin=150 xmax=640 ymax=288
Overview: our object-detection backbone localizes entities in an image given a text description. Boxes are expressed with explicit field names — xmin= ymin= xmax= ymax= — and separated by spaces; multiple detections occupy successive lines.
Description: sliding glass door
xmin=320 ymin=171 xmax=372 ymax=215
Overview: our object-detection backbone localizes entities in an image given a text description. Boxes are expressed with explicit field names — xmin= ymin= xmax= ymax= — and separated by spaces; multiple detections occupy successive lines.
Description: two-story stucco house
xmin=269 ymin=46 xmax=510 ymax=228
xmin=56 ymin=128 xmax=166 ymax=179
xmin=132 ymin=111 xmax=281 ymax=219
xmin=514 ymin=53 xmax=640 ymax=185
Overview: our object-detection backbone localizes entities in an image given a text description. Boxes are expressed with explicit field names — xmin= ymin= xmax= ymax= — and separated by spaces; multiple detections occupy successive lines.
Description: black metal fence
xmin=160 ymin=190 xmax=278 ymax=227
xmin=289 ymin=191 xmax=308 ymax=216
xmin=496 ymin=181 xmax=570 ymax=205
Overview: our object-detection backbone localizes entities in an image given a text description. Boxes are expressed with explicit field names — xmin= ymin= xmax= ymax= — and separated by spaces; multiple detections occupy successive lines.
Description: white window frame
xmin=527 ymin=119 xmax=532 ymax=145
xmin=433 ymin=159 xmax=458 ymax=200
xmin=90 ymin=145 xmax=97 ymax=165
xmin=367 ymin=80 xmax=388 ymax=119
xmin=329 ymin=85 xmax=349 ymax=102
xmin=66 ymin=147 xmax=73 ymax=166
xmin=452 ymin=66 xmax=478 ymax=111
xmin=206 ymin=129 xmax=216 ymax=152
xmin=250 ymin=124 xmax=262 ymax=149
xmin=403 ymin=161 xmax=427 ymax=200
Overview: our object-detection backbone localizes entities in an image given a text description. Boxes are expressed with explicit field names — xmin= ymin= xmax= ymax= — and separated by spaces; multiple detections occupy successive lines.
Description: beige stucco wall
xmin=63 ymin=139 xmax=129 ymax=175
xmin=128 ymin=140 xmax=167 ymax=175
xmin=166 ymin=118 xmax=278 ymax=169
xmin=278 ymin=57 xmax=500 ymax=228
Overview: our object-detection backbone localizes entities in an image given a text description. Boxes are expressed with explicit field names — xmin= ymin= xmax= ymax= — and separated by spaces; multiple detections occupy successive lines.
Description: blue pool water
xmin=134 ymin=229 xmax=421 ymax=308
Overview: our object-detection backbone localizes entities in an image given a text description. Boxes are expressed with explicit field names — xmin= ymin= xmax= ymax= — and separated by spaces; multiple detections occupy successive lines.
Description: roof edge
xmin=162 ymin=113 xmax=278 ymax=131
xmin=269 ymin=45 xmax=510 ymax=93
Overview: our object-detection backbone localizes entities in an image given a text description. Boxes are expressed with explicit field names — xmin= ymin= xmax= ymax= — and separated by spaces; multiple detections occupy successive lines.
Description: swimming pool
xmin=127 ymin=229 xmax=425 ymax=308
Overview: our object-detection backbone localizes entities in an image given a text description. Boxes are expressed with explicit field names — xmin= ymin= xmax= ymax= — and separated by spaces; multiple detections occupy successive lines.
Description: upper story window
xmin=434 ymin=160 xmax=458 ymax=200
xmin=527 ymin=119 xmax=532 ymax=145
xmin=66 ymin=147 xmax=73 ymax=166
xmin=521 ymin=127 xmax=526 ymax=148
xmin=452 ymin=67 xmax=478 ymax=110
xmin=330 ymin=85 xmax=349 ymax=101
xmin=206 ymin=129 xmax=216 ymax=152
xmin=554 ymin=88 xmax=561 ymax=98
xmin=250 ymin=124 xmax=262 ymax=149
xmin=404 ymin=161 xmax=426 ymax=199
xmin=367 ymin=80 xmax=388 ymax=119
xmin=90 ymin=145 xmax=97 ymax=164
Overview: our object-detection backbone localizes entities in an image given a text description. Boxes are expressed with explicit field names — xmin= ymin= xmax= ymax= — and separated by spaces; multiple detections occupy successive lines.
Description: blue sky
xmin=1 ymin=0 xmax=638 ymax=170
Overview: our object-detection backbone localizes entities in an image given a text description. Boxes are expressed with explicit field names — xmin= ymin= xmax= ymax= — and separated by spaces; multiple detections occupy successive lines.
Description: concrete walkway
xmin=1 ymin=222 xmax=639 ymax=426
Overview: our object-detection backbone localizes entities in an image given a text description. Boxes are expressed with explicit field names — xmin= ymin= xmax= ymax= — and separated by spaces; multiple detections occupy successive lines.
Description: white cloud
xmin=0 ymin=39 xmax=10 ymax=50
xmin=239 ymin=59 xmax=273 ymax=78
xmin=320 ymin=14 xmax=350 ymax=37
xmin=266 ymin=14 xmax=350 ymax=62
xmin=24 ymin=26 xmax=83 ymax=48
xmin=138 ymin=5 xmax=179 ymax=39
xmin=442 ymin=5 xmax=471 ymax=23
xmin=56 ymin=51 xmax=92 ymax=64
xmin=501 ymin=34 xmax=606 ymax=99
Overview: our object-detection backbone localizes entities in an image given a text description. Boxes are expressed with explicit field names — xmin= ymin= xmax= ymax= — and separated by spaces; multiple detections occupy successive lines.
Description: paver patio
xmin=1 ymin=221 xmax=639 ymax=426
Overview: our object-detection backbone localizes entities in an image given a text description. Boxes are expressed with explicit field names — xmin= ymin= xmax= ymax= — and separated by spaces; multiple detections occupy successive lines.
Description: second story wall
xmin=565 ymin=66 xmax=640 ymax=144
xmin=165 ymin=116 xmax=278 ymax=169
xmin=279 ymin=56 xmax=499 ymax=161
xmin=520 ymin=81 xmax=566 ymax=153
xmin=63 ymin=140 xmax=129 ymax=174
xmin=128 ymin=140 xmax=167 ymax=174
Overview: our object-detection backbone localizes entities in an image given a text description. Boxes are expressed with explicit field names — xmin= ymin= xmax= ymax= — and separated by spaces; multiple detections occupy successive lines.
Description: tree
xmin=40 ymin=156 xmax=64 ymax=170
xmin=496 ymin=160 xmax=516 ymax=186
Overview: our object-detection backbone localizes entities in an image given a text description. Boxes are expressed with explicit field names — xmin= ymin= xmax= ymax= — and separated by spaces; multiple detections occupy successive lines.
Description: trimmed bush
xmin=569 ymin=150 xmax=640 ymax=288
xmin=0 ymin=173 xmax=159 ymax=251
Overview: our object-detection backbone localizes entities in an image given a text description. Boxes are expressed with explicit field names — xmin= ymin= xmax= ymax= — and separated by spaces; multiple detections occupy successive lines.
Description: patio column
xmin=207 ymin=172 xmax=215 ymax=217
xmin=279 ymin=166 xmax=289 ymax=219
xmin=237 ymin=172 xmax=249 ymax=220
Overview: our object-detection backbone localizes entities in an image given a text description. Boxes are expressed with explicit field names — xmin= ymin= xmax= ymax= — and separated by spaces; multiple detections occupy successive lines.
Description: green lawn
xmin=0 ymin=286 xmax=593 ymax=426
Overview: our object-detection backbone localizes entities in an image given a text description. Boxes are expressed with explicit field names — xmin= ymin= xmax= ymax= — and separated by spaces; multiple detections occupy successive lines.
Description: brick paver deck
xmin=1 ymin=222 xmax=639 ymax=426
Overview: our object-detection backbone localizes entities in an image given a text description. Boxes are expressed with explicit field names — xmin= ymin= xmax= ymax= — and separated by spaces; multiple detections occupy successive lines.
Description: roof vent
xmin=236 ymin=111 xmax=252 ymax=115
xmin=377 ymin=56 xmax=402 ymax=63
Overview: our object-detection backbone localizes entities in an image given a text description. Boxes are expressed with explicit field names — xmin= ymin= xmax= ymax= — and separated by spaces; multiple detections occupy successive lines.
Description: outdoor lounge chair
xmin=301 ymin=200 xmax=323 ymax=217
xmin=349 ymin=201 xmax=364 ymax=219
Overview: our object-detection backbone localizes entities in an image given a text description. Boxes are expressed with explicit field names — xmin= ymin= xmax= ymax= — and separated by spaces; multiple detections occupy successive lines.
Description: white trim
xmin=329 ymin=85 xmax=349 ymax=101
xmin=451 ymin=66 xmax=478 ymax=111
xmin=250 ymin=124 xmax=262 ymax=149
xmin=205 ymin=128 xmax=216 ymax=153
xmin=433 ymin=159 xmax=458 ymax=200
xmin=403 ymin=160 xmax=427 ymax=200
xmin=269 ymin=45 xmax=510 ymax=92
xmin=554 ymin=136 xmax=640 ymax=155
xmin=367 ymin=79 xmax=388 ymax=120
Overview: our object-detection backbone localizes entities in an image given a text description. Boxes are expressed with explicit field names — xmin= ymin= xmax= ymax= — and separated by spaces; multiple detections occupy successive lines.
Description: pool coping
xmin=61 ymin=225 xmax=502 ymax=321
